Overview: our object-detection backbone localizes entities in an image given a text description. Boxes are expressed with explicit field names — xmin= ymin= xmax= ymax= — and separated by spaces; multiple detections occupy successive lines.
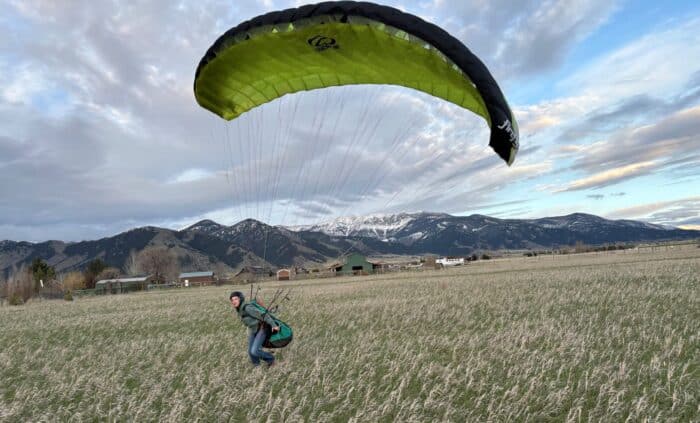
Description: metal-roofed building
xmin=179 ymin=271 xmax=216 ymax=287
xmin=330 ymin=253 xmax=386 ymax=276
xmin=95 ymin=276 xmax=151 ymax=294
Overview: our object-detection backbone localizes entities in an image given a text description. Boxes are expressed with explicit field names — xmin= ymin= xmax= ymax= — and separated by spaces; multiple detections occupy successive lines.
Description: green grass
xmin=1 ymin=248 xmax=698 ymax=421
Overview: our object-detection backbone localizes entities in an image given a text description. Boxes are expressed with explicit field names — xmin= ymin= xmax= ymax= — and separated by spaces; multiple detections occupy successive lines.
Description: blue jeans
xmin=248 ymin=328 xmax=274 ymax=366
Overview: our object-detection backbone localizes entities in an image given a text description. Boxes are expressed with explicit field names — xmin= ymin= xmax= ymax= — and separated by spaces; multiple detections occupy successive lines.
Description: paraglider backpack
xmin=242 ymin=300 xmax=293 ymax=349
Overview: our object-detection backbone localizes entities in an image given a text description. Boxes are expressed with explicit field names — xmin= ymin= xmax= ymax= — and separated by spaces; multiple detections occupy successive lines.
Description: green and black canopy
xmin=194 ymin=1 xmax=519 ymax=165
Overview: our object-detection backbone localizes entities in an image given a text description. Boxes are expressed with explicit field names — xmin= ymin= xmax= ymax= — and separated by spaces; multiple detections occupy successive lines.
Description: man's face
xmin=230 ymin=296 xmax=240 ymax=308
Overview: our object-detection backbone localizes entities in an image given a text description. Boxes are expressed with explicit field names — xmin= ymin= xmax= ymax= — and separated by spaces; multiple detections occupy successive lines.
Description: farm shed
xmin=179 ymin=271 xmax=215 ymax=287
xmin=331 ymin=254 xmax=385 ymax=276
xmin=277 ymin=269 xmax=292 ymax=281
xmin=95 ymin=276 xmax=151 ymax=294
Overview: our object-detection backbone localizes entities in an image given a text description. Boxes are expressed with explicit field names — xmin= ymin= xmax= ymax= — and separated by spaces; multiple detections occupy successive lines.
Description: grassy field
xmin=1 ymin=246 xmax=698 ymax=421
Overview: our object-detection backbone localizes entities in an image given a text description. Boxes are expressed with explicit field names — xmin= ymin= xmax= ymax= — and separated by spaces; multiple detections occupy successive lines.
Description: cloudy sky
xmin=1 ymin=0 xmax=699 ymax=242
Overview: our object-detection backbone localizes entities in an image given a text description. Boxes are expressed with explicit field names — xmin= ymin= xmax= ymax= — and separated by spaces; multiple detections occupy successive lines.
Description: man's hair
xmin=229 ymin=291 xmax=244 ymax=302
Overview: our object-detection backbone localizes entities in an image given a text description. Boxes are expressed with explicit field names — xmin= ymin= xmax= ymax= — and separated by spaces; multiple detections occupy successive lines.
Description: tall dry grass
xmin=1 ymin=248 xmax=698 ymax=421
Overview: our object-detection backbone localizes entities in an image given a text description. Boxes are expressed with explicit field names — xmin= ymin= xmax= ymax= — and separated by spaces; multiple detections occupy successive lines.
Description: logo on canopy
xmin=497 ymin=119 xmax=519 ymax=149
xmin=308 ymin=35 xmax=338 ymax=51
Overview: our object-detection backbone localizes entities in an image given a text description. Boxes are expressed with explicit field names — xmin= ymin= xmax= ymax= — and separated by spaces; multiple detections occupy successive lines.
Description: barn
xmin=331 ymin=253 xmax=385 ymax=276
xmin=179 ymin=271 xmax=215 ymax=287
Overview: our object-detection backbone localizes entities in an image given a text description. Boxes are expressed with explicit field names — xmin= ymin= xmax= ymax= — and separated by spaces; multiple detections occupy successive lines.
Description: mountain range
xmin=1 ymin=212 xmax=698 ymax=277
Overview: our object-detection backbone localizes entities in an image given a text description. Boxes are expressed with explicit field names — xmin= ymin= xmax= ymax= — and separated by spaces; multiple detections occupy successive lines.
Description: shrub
xmin=63 ymin=272 xmax=86 ymax=290
xmin=9 ymin=293 xmax=24 ymax=306
xmin=64 ymin=290 xmax=74 ymax=302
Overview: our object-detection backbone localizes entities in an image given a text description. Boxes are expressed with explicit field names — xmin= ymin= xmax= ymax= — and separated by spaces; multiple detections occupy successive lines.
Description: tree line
xmin=0 ymin=246 xmax=180 ymax=305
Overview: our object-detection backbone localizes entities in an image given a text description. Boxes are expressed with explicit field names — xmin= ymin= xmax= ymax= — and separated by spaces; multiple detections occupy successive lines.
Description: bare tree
xmin=215 ymin=262 xmax=230 ymax=285
xmin=123 ymin=249 xmax=140 ymax=276
xmin=1 ymin=278 xmax=7 ymax=306
xmin=97 ymin=267 xmax=121 ymax=281
xmin=136 ymin=247 xmax=179 ymax=284
xmin=7 ymin=264 xmax=34 ymax=304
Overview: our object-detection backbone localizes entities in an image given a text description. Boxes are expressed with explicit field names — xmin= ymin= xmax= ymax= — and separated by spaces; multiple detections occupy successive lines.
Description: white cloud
xmin=433 ymin=0 xmax=619 ymax=78
xmin=1 ymin=65 xmax=48 ymax=104
xmin=605 ymin=196 xmax=700 ymax=228
xmin=606 ymin=197 xmax=698 ymax=217
xmin=556 ymin=161 xmax=657 ymax=192
xmin=516 ymin=19 xmax=700 ymax=197
xmin=570 ymin=106 xmax=700 ymax=172
xmin=169 ymin=168 xmax=216 ymax=184
xmin=560 ymin=17 xmax=700 ymax=100
xmin=515 ymin=95 xmax=598 ymax=136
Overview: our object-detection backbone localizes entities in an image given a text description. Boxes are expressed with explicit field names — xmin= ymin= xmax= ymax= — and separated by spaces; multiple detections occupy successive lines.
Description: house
xmin=95 ymin=276 xmax=151 ymax=294
xmin=436 ymin=257 xmax=465 ymax=266
xmin=179 ymin=271 xmax=215 ymax=287
xmin=277 ymin=269 xmax=291 ymax=281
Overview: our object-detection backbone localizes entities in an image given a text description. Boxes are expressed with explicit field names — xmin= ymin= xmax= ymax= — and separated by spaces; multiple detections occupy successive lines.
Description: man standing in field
xmin=230 ymin=291 xmax=279 ymax=367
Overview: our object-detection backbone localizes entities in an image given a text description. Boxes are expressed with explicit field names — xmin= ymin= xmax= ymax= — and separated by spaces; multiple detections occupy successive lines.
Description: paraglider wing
xmin=194 ymin=1 xmax=519 ymax=165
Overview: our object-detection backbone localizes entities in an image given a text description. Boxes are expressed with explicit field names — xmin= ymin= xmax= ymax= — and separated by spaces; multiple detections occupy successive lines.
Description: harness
xmin=240 ymin=303 xmax=268 ymax=331
xmin=239 ymin=301 xmax=293 ymax=349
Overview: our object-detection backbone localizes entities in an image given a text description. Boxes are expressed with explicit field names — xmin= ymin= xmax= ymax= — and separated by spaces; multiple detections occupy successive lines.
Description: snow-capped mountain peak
xmin=182 ymin=219 xmax=225 ymax=234
xmin=287 ymin=212 xmax=451 ymax=239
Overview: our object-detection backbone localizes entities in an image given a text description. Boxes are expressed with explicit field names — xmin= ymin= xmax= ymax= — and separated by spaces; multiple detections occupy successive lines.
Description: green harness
xmin=242 ymin=300 xmax=293 ymax=349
